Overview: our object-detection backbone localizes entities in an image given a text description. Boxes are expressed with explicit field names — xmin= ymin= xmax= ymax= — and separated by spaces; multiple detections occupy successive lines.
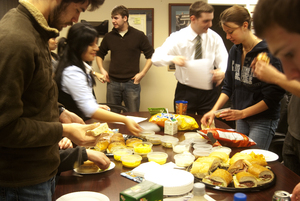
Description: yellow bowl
xmin=147 ymin=152 xmax=168 ymax=165
xmin=121 ymin=155 xmax=142 ymax=168
xmin=133 ymin=142 xmax=153 ymax=154
xmin=112 ymin=148 xmax=133 ymax=161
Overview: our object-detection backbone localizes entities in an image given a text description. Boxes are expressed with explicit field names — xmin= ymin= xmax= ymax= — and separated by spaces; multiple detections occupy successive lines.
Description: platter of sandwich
xmin=187 ymin=151 xmax=275 ymax=192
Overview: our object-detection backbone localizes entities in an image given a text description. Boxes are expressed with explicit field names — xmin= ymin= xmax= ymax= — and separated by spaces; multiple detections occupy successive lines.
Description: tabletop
xmin=53 ymin=112 xmax=300 ymax=201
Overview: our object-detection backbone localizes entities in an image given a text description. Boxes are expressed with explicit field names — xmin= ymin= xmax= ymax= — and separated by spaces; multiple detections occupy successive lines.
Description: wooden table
xmin=53 ymin=112 xmax=300 ymax=201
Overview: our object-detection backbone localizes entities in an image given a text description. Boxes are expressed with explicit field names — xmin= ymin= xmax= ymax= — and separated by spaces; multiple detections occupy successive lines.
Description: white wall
xmin=59 ymin=0 xmax=256 ymax=112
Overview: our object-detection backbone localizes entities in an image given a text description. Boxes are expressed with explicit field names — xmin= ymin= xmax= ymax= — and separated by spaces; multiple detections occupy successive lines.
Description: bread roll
xmin=126 ymin=138 xmax=143 ymax=147
xmin=107 ymin=141 xmax=126 ymax=153
xmin=96 ymin=140 xmax=109 ymax=152
xmin=86 ymin=123 xmax=109 ymax=136
xmin=228 ymin=159 xmax=249 ymax=175
xmin=247 ymin=164 xmax=274 ymax=185
xmin=110 ymin=133 xmax=125 ymax=143
xmin=202 ymin=169 xmax=233 ymax=187
xmin=230 ymin=152 xmax=253 ymax=165
xmin=233 ymin=172 xmax=257 ymax=188
xmin=190 ymin=157 xmax=221 ymax=179
xmin=209 ymin=151 xmax=229 ymax=167
xmin=76 ymin=160 xmax=99 ymax=173
xmin=245 ymin=158 xmax=268 ymax=166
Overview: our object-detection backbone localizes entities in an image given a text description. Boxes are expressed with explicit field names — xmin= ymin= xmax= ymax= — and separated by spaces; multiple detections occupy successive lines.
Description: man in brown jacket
xmin=0 ymin=0 xmax=106 ymax=200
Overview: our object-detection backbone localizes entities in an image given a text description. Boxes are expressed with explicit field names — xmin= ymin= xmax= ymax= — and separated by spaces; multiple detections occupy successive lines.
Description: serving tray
xmin=186 ymin=165 xmax=276 ymax=192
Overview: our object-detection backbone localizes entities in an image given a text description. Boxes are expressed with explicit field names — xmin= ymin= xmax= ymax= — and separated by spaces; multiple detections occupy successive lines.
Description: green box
xmin=120 ymin=180 xmax=163 ymax=201
xmin=148 ymin=108 xmax=167 ymax=116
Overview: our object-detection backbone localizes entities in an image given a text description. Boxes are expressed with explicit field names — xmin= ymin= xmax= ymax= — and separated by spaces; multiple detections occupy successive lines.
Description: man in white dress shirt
xmin=152 ymin=1 xmax=228 ymax=115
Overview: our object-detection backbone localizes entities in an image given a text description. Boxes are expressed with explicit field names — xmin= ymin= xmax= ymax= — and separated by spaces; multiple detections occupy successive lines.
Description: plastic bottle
xmin=234 ymin=193 xmax=247 ymax=201
xmin=190 ymin=182 xmax=206 ymax=201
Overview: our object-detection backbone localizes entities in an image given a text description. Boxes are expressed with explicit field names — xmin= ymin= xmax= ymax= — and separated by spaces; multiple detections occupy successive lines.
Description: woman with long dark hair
xmin=55 ymin=22 xmax=141 ymax=136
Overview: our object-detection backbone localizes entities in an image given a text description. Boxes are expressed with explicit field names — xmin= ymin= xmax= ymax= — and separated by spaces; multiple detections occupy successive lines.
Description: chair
xmin=268 ymin=92 xmax=291 ymax=162
xmin=99 ymin=103 xmax=128 ymax=113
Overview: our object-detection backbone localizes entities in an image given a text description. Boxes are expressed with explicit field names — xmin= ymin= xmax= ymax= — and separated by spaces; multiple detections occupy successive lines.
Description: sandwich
xmin=126 ymin=138 xmax=143 ymax=147
xmin=227 ymin=159 xmax=250 ymax=175
xmin=257 ymin=52 xmax=270 ymax=65
xmin=233 ymin=172 xmax=258 ymax=188
xmin=76 ymin=160 xmax=99 ymax=173
xmin=247 ymin=164 xmax=274 ymax=185
xmin=190 ymin=156 xmax=221 ymax=179
xmin=209 ymin=151 xmax=230 ymax=167
xmin=86 ymin=123 xmax=109 ymax=136
xmin=202 ymin=169 xmax=233 ymax=187
xmin=245 ymin=157 xmax=267 ymax=166
xmin=229 ymin=152 xmax=253 ymax=165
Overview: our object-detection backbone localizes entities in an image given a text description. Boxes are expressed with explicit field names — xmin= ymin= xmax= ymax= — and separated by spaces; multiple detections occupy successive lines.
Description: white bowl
xmin=211 ymin=146 xmax=232 ymax=155
xmin=174 ymin=152 xmax=195 ymax=167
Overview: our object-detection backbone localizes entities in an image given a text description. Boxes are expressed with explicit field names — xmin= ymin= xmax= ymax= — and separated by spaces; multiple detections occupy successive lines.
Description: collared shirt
xmin=151 ymin=25 xmax=228 ymax=85
xmin=61 ymin=62 xmax=99 ymax=118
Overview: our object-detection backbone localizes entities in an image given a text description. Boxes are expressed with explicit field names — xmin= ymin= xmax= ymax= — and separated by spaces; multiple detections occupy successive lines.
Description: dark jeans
xmin=174 ymin=82 xmax=219 ymax=115
xmin=107 ymin=79 xmax=140 ymax=113
xmin=283 ymin=131 xmax=300 ymax=176
xmin=0 ymin=176 xmax=55 ymax=201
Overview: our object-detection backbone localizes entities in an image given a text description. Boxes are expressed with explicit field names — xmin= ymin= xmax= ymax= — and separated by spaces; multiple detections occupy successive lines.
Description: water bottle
xmin=234 ymin=193 xmax=247 ymax=201
xmin=190 ymin=182 xmax=206 ymax=201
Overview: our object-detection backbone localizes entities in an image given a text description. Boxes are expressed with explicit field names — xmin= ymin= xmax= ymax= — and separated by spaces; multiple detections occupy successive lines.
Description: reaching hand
xmin=201 ymin=111 xmax=215 ymax=128
xmin=58 ymin=137 xmax=73 ymax=149
xmin=59 ymin=109 xmax=85 ymax=124
xmin=86 ymin=149 xmax=111 ymax=170
xmin=62 ymin=123 xmax=101 ymax=147
xmin=124 ymin=118 xmax=142 ymax=136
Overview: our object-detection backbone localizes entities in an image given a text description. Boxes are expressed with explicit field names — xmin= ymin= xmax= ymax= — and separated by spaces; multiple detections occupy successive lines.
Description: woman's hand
xmin=219 ymin=109 xmax=244 ymax=121
xmin=99 ymin=104 xmax=110 ymax=111
xmin=124 ymin=118 xmax=142 ymax=136
xmin=201 ymin=111 xmax=215 ymax=127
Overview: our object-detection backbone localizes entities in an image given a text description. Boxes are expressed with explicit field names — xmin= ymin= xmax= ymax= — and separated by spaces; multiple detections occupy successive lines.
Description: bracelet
xmin=92 ymin=71 xmax=96 ymax=76
xmin=59 ymin=106 xmax=65 ymax=115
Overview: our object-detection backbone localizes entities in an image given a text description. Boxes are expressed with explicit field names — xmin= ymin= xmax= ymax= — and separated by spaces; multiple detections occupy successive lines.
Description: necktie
xmin=194 ymin=35 xmax=202 ymax=59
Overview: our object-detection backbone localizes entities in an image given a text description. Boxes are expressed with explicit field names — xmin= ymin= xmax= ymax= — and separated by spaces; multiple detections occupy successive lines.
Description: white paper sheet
xmin=176 ymin=59 xmax=214 ymax=90
xmin=112 ymin=116 xmax=147 ymax=124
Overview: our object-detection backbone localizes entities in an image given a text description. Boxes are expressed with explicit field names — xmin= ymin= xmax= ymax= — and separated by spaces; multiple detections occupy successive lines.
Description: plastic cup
xmin=175 ymin=100 xmax=188 ymax=115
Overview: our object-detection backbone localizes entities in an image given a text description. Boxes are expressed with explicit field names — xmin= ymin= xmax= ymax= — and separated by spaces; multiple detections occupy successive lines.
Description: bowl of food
xmin=193 ymin=144 xmax=213 ymax=151
xmin=161 ymin=136 xmax=179 ymax=148
xmin=146 ymin=134 xmax=162 ymax=145
xmin=112 ymin=148 xmax=133 ymax=161
xmin=133 ymin=141 xmax=153 ymax=155
xmin=172 ymin=142 xmax=190 ymax=154
xmin=139 ymin=130 xmax=155 ymax=140
xmin=184 ymin=132 xmax=202 ymax=140
xmin=121 ymin=154 xmax=142 ymax=168
xmin=174 ymin=152 xmax=195 ymax=167
xmin=211 ymin=146 xmax=232 ymax=155
xmin=193 ymin=149 xmax=211 ymax=158
xmin=147 ymin=152 xmax=168 ymax=165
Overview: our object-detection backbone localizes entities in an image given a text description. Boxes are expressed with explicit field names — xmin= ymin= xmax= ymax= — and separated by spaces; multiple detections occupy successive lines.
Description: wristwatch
xmin=59 ymin=106 xmax=65 ymax=115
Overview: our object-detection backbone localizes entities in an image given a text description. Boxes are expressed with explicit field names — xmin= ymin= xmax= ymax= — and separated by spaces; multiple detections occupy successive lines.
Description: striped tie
xmin=194 ymin=35 xmax=202 ymax=59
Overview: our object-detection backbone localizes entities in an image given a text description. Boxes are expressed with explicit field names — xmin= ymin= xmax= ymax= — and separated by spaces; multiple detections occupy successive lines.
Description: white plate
xmin=56 ymin=191 xmax=110 ymax=201
xmin=240 ymin=149 xmax=279 ymax=162
xmin=74 ymin=161 xmax=115 ymax=174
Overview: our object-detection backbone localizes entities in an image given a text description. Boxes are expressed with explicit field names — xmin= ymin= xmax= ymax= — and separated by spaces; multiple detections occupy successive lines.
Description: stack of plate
xmin=144 ymin=169 xmax=194 ymax=196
